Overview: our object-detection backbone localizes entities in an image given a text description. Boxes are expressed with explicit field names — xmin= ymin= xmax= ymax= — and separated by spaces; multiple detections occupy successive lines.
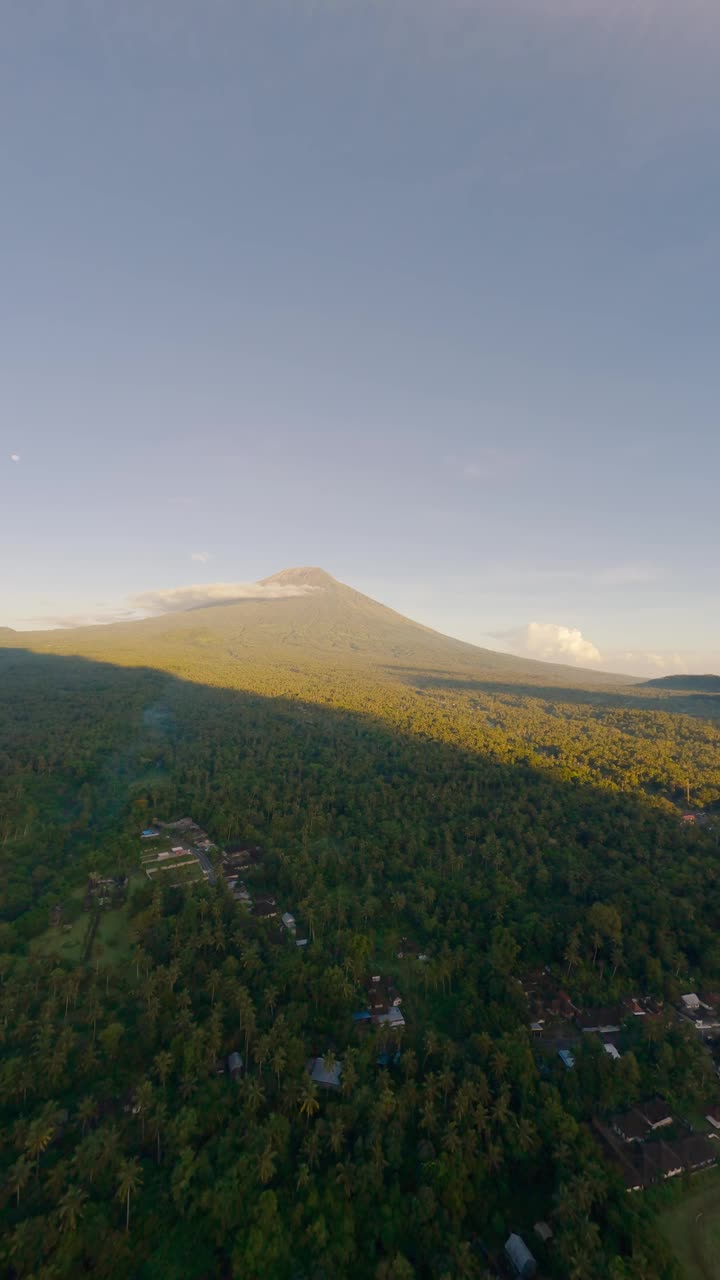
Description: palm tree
xmin=303 ymin=1127 xmax=322 ymax=1169
xmin=328 ymin=1114 xmax=346 ymax=1157
xmin=271 ymin=1045 xmax=287 ymax=1090
xmin=442 ymin=1123 xmax=462 ymax=1159
xmin=423 ymin=1030 xmax=439 ymax=1066
xmin=25 ymin=1104 xmax=56 ymax=1177
xmin=253 ymin=1034 xmax=272 ymax=1075
xmin=258 ymin=1144 xmax=276 ymax=1184
xmin=77 ymin=1095 xmax=97 ymax=1136
xmin=335 ymin=1159 xmax=355 ymax=1198
xmin=116 ymin=1157 xmax=143 ymax=1232
xmin=298 ymin=1077 xmax=320 ymax=1124
xmin=153 ymin=1050 xmax=173 ymax=1087
xmin=134 ymin=1080 xmax=155 ymax=1142
xmin=149 ymin=1098 xmax=168 ymax=1165
xmin=244 ymin=1077 xmax=265 ymax=1116
xmin=7 ymin=1154 xmax=31 ymax=1206
xmin=515 ymin=1116 xmax=538 ymax=1156
xmin=9 ymin=1219 xmax=38 ymax=1275
xmin=57 ymin=1184 xmax=87 ymax=1233
xmin=439 ymin=1066 xmax=454 ymax=1105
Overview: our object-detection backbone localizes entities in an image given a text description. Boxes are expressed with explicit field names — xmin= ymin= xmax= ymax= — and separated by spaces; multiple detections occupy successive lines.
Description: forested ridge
xmin=1 ymin=628 xmax=720 ymax=1278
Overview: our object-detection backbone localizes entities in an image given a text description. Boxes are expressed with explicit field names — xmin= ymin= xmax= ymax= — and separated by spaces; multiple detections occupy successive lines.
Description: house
xmin=705 ymin=1105 xmax=720 ymax=1131
xmin=674 ymin=1135 xmax=717 ymax=1173
xmin=504 ymin=1233 xmax=537 ymax=1279
xmin=642 ymin=1142 xmax=683 ymax=1183
xmin=678 ymin=994 xmax=720 ymax=1033
xmin=558 ymin=1049 xmax=575 ymax=1070
xmin=377 ymin=1048 xmax=402 ymax=1067
xmin=374 ymin=1006 xmax=406 ymax=1030
xmin=637 ymin=1098 xmax=672 ymax=1130
xmin=397 ymin=937 xmax=419 ymax=959
xmin=576 ymin=1007 xmax=622 ymax=1035
xmin=141 ymin=827 xmax=160 ymax=839
xmin=228 ymin=1052 xmax=243 ymax=1079
xmin=548 ymin=991 xmax=578 ymax=1020
xmin=251 ymin=897 xmax=278 ymax=919
xmin=397 ymin=937 xmax=429 ymax=962
xmin=624 ymin=997 xmax=646 ymax=1018
xmin=224 ymin=842 xmax=263 ymax=868
xmin=366 ymin=975 xmax=402 ymax=1013
xmin=533 ymin=1222 xmax=553 ymax=1245
xmin=612 ymin=1110 xmax=650 ymax=1143
xmin=281 ymin=911 xmax=297 ymax=933
xmin=604 ymin=1043 xmax=621 ymax=1061
xmin=308 ymin=1056 xmax=342 ymax=1089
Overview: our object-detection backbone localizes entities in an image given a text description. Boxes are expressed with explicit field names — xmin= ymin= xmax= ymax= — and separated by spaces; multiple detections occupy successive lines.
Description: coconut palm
xmin=116 ymin=1157 xmax=143 ymax=1232
xmin=258 ymin=1144 xmax=276 ymax=1184
xmin=270 ymin=1045 xmax=287 ymax=1090
xmin=77 ymin=1094 xmax=97 ymax=1135
xmin=25 ymin=1104 xmax=56 ymax=1177
xmin=7 ymin=1154 xmax=31 ymax=1206
xmin=153 ymin=1050 xmax=173 ymax=1088
xmin=298 ymin=1077 xmax=320 ymax=1124
xmin=57 ymin=1184 xmax=87 ymax=1234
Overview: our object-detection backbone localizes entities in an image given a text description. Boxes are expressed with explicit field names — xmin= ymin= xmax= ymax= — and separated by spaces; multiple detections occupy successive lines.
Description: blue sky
xmin=2 ymin=1 xmax=719 ymax=674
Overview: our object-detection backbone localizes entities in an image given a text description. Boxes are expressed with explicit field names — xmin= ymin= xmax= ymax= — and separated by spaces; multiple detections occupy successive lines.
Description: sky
xmin=2 ymin=0 xmax=719 ymax=675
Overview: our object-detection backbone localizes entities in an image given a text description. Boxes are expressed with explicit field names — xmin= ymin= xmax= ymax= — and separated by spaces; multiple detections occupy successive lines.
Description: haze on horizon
xmin=2 ymin=1 xmax=719 ymax=678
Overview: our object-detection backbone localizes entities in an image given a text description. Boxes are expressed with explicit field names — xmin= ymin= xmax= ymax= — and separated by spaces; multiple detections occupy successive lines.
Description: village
xmin=38 ymin=814 xmax=720 ymax=1280
xmin=520 ymin=969 xmax=720 ymax=1189
xmin=137 ymin=818 xmax=720 ymax=1279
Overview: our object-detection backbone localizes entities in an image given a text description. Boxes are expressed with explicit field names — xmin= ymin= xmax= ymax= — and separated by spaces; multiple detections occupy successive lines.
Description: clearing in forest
xmin=658 ymin=1171 xmax=720 ymax=1279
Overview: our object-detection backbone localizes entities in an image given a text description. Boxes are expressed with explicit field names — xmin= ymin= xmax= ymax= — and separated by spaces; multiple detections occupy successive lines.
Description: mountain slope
xmin=1 ymin=566 xmax=633 ymax=689
xmin=642 ymin=674 xmax=720 ymax=693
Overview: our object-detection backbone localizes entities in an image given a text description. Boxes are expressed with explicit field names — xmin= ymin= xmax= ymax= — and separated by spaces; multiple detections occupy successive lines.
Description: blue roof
xmin=377 ymin=1049 xmax=401 ymax=1066
xmin=352 ymin=1009 xmax=372 ymax=1021
xmin=558 ymin=1049 xmax=575 ymax=1069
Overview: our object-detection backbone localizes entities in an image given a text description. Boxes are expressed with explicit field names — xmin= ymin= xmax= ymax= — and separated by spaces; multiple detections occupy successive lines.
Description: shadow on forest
xmin=5 ymin=646 xmax=709 ymax=1280
xmin=383 ymin=667 xmax=720 ymax=720
xmin=0 ymin=644 xmax=707 ymax=893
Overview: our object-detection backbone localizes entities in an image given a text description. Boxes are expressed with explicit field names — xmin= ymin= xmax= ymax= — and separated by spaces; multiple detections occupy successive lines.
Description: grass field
xmin=30 ymin=911 xmax=89 ymax=964
xmin=658 ymin=1169 xmax=720 ymax=1280
xmin=31 ymin=873 xmax=143 ymax=968
xmin=30 ymin=885 xmax=88 ymax=963
xmin=93 ymin=897 xmax=137 ymax=966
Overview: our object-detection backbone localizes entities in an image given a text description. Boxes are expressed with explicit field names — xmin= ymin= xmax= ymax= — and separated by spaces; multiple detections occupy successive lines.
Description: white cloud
xmin=10 ymin=454 xmax=20 ymax=463
xmin=18 ymin=578 xmax=323 ymax=629
xmin=494 ymin=623 xmax=719 ymax=677
xmin=191 ymin=551 xmax=210 ymax=563
xmin=604 ymin=649 xmax=713 ymax=678
xmin=524 ymin=621 xmax=603 ymax=664
xmin=26 ymin=608 xmax=146 ymax=629
xmin=499 ymin=621 xmax=603 ymax=665
xmin=130 ymin=580 xmax=319 ymax=614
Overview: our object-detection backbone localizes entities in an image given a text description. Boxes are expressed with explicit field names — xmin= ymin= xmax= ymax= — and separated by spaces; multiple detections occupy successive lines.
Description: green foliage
xmin=0 ymin=601 xmax=718 ymax=1277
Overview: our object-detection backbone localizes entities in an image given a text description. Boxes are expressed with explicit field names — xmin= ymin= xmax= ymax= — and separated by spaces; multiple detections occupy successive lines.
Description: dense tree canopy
xmin=1 ymin=644 xmax=718 ymax=1278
